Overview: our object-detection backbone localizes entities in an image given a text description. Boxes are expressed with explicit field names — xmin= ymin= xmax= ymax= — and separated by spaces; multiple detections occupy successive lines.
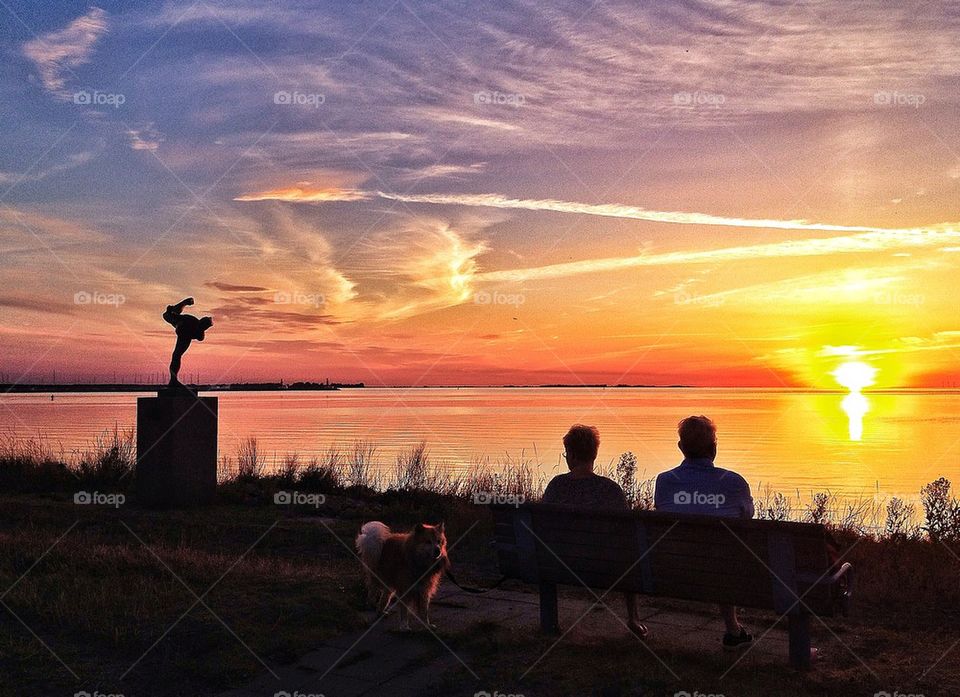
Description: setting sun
xmin=833 ymin=361 xmax=878 ymax=392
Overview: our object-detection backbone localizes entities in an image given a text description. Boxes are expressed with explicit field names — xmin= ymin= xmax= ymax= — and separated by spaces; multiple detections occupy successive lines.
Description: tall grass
xmin=349 ymin=439 xmax=379 ymax=489
xmin=0 ymin=428 xmax=134 ymax=493
xmin=299 ymin=446 xmax=347 ymax=491
xmin=235 ymin=437 xmax=266 ymax=479
xmin=463 ymin=452 xmax=542 ymax=501
xmin=393 ymin=441 xmax=431 ymax=490
xmin=4 ymin=433 xmax=960 ymax=543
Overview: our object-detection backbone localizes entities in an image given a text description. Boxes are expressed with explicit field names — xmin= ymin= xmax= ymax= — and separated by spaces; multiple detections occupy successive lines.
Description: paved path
xmin=219 ymin=586 xmax=797 ymax=697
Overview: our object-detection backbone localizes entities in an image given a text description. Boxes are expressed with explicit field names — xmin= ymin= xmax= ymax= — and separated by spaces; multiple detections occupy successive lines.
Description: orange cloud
xmin=233 ymin=186 xmax=370 ymax=203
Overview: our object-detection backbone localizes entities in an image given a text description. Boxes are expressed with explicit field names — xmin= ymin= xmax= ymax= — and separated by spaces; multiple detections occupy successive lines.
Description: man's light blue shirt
xmin=654 ymin=457 xmax=755 ymax=519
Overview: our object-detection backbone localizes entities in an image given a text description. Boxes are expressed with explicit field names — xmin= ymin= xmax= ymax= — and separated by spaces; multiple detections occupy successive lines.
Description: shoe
xmin=627 ymin=620 xmax=649 ymax=639
xmin=722 ymin=626 xmax=753 ymax=650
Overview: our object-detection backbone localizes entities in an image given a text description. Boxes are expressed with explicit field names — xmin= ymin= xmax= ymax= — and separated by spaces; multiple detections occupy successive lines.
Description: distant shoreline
xmin=0 ymin=381 xmax=365 ymax=394
xmin=2 ymin=383 xmax=957 ymax=394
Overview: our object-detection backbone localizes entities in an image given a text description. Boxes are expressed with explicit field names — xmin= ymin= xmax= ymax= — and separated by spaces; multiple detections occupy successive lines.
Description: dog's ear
xmin=437 ymin=522 xmax=445 ymax=534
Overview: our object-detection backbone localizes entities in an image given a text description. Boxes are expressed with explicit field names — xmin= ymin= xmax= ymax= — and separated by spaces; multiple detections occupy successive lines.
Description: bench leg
xmin=539 ymin=582 xmax=560 ymax=635
xmin=788 ymin=613 xmax=811 ymax=670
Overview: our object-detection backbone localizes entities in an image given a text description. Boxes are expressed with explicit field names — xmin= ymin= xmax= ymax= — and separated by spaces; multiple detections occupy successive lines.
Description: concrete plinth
xmin=136 ymin=392 xmax=218 ymax=507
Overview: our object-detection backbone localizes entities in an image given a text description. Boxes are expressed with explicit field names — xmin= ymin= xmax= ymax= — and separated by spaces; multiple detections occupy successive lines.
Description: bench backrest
xmin=492 ymin=503 xmax=837 ymax=615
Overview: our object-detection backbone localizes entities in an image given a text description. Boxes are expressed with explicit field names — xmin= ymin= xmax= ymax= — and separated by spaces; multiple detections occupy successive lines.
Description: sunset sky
xmin=3 ymin=1 xmax=960 ymax=387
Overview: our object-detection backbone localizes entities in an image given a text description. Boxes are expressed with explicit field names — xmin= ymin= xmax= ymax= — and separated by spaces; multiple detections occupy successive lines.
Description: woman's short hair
xmin=563 ymin=424 xmax=600 ymax=463
xmin=678 ymin=415 xmax=717 ymax=458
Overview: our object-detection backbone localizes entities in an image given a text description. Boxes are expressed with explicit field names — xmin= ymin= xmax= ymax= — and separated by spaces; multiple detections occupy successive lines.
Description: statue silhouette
xmin=163 ymin=297 xmax=213 ymax=387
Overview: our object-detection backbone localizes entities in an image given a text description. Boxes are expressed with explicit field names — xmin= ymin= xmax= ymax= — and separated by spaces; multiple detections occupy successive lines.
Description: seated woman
xmin=542 ymin=424 xmax=647 ymax=638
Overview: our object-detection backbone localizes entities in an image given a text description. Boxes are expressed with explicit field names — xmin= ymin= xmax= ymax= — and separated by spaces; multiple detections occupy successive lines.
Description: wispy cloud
xmin=126 ymin=124 xmax=163 ymax=152
xmin=394 ymin=162 xmax=487 ymax=182
xmin=376 ymin=191 xmax=883 ymax=233
xmin=203 ymin=281 xmax=270 ymax=292
xmin=479 ymin=229 xmax=960 ymax=283
xmin=356 ymin=220 xmax=489 ymax=321
xmin=22 ymin=7 xmax=108 ymax=95
xmin=234 ymin=185 xmax=884 ymax=231
xmin=234 ymin=185 xmax=368 ymax=203
xmin=234 ymin=184 xmax=960 ymax=285
xmin=0 ymin=151 xmax=96 ymax=185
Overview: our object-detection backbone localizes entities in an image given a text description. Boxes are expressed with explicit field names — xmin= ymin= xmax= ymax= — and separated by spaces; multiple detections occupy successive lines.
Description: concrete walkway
xmin=218 ymin=585 xmax=797 ymax=697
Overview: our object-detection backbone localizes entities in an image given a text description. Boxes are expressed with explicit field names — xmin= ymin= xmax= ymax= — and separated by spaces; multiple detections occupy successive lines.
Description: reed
xmin=4 ymin=433 xmax=960 ymax=542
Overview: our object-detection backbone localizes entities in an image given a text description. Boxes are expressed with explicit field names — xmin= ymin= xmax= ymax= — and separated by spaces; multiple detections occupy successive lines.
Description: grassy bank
xmin=4 ymin=430 xmax=960 ymax=541
xmin=2 ymin=431 xmax=960 ymax=695
xmin=0 ymin=498 xmax=364 ymax=697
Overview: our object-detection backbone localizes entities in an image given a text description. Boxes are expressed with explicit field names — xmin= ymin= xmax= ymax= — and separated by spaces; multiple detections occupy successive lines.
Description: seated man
xmin=542 ymin=424 xmax=647 ymax=638
xmin=654 ymin=415 xmax=755 ymax=650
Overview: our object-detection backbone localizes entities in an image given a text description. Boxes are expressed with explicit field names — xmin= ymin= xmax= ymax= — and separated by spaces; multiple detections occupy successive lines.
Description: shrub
xmin=760 ymin=491 xmax=791 ymax=521
xmin=277 ymin=452 xmax=302 ymax=484
xmin=805 ymin=491 xmax=831 ymax=525
xmin=298 ymin=452 xmax=344 ymax=492
xmin=616 ymin=452 xmax=638 ymax=507
xmin=921 ymin=477 xmax=960 ymax=542
xmin=884 ymin=497 xmax=917 ymax=540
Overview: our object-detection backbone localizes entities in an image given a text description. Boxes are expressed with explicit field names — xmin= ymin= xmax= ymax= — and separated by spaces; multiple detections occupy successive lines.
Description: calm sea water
xmin=1 ymin=388 xmax=958 ymax=499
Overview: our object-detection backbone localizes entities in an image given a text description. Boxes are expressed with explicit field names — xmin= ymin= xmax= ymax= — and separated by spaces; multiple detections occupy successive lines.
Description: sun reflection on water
xmin=833 ymin=360 xmax=877 ymax=441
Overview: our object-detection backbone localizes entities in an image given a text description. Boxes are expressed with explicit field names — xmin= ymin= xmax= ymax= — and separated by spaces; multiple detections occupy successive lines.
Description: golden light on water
xmin=833 ymin=360 xmax=877 ymax=441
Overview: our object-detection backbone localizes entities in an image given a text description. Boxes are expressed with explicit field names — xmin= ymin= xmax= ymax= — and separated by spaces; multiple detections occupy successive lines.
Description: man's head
xmin=563 ymin=424 xmax=600 ymax=470
xmin=678 ymin=415 xmax=717 ymax=460
xmin=199 ymin=316 xmax=213 ymax=330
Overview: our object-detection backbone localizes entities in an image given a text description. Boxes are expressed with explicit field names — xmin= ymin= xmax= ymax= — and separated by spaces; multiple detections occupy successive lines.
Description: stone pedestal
xmin=136 ymin=391 xmax=218 ymax=507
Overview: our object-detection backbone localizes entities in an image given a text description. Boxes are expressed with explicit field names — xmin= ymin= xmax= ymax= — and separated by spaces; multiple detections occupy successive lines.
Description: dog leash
xmin=444 ymin=568 xmax=509 ymax=594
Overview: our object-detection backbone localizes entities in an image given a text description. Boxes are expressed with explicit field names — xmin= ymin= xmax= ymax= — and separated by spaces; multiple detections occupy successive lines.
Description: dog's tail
xmin=355 ymin=521 xmax=391 ymax=570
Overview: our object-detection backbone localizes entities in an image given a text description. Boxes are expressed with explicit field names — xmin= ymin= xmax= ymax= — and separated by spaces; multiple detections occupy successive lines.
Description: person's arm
xmin=163 ymin=297 xmax=194 ymax=325
xmin=168 ymin=297 xmax=194 ymax=315
xmin=541 ymin=476 xmax=559 ymax=504
xmin=602 ymin=479 xmax=630 ymax=511
xmin=652 ymin=473 xmax=665 ymax=510
xmin=740 ymin=479 xmax=755 ymax=519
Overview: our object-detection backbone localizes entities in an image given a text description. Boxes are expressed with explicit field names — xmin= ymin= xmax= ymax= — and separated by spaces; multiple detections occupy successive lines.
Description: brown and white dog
xmin=355 ymin=521 xmax=448 ymax=630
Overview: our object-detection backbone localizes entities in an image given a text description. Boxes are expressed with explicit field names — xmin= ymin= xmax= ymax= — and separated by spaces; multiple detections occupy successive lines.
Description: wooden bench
xmin=491 ymin=503 xmax=853 ymax=669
